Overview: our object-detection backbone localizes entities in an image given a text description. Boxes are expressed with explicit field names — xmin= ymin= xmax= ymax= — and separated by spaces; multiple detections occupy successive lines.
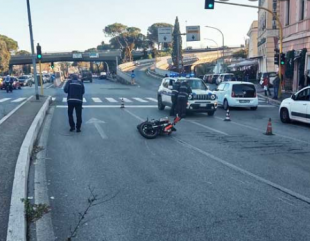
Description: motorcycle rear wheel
xmin=138 ymin=122 xmax=159 ymax=139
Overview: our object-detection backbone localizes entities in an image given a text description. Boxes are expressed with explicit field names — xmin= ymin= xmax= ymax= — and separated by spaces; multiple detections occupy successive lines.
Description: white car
xmin=214 ymin=81 xmax=258 ymax=110
xmin=216 ymin=73 xmax=235 ymax=85
xmin=157 ymin=77 xmax=218 ymax=116
xmin=279 ymin=86 xmax=310 ymax=124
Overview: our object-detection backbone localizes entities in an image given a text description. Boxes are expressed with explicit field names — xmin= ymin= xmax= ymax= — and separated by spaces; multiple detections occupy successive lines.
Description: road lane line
xmin=121 ymin=98 xmax=133 ymax=103
xmin=12 ymin=98 xmax=26 ymax=103
xmin=214 ymin=116 xmax=308 ymax=144
xmin=133 ymin=97 xmax=148 ymax=103
xmin=56 ymin=105 xmax=158 ymax=108
xmin=0 ymin=96 xmax=33 ymax=126
xmin=61 ymin=80 xmax=67 ymax=90
xmin=123 ymin=109 xmax=145 ymax=121
xmin=173 ymin=137 xmax=310 ymax=205
xmin=106 ymin=98 xmax=118 ymax=103
xmin=186 ymin=120 xmax=229 ymax=136
xmin=52 ymin=97 xmax=56 ymax=101
xmin=62 ymin=98 xmax=67 ymax=102
xmin=83 ymin=98 xmax=87 ymax=103
xmin=45 ymin=83 xmax=53 ymax=89
xmin=0 ymin=98 xmax=12 ymax=103
xmin=92 ymin=98 xmax=102 ymax=103
xmin=146 ymin=98 xmax=158 ymax=102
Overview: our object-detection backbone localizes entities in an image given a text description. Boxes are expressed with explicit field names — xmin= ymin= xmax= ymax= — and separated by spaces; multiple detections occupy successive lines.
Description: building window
xmin=286 ymin=0 xmax=290 ymax=26
xmin=300 ymin=0 xmax=305 ymax=21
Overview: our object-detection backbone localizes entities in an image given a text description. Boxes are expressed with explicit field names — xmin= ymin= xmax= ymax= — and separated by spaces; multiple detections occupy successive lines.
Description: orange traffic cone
xmin=120 ymin=98 xmax=125 ymax=108
xmin=224 ymin=109 xmax=231 ymax=121
xmin=265 ymin=118 xmax=273 ymax=135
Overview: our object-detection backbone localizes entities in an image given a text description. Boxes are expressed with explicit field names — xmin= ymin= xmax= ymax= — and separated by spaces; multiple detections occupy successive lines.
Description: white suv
xmin=280 ymin=86 xmax=310 ymax=124
xmin=214 ymin=81 xmax=258 ymax=110
xmin=157 ymin=77 xmax=218 ymax=116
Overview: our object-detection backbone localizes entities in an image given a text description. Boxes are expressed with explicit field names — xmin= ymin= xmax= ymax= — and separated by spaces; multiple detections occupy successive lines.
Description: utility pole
xmin=26 ymin=0 xmax=39 ymax=100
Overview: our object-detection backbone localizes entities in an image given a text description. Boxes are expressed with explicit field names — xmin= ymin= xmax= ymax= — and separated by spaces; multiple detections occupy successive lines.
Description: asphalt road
xmin=29 ymin=70 xmax=310 ymax=241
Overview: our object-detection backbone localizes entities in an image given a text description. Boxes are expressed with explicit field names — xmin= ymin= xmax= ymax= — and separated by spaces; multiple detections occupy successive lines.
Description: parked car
xmin=99 ymin=72 xmax=107 ymax=79
xmin=259 ymin=72 xmax=277 ymax=88
xmin=81 ymin=70 xmax=92 ymax=82
xmin=18 ymin=75 xmax=33 ymax=87
xmin=214 ymin=81 xmax=258 ymax=110
xmin=157 ymin=77 xmax=218 ymax=116
xmin=43 ymin=74 xmax=52 ymax=83
xmin=11 ymin=77 xmax=21 ymax=90
xmin=280 ymin=86 xmax=310 ymax=124
xmin=216 ymin=73 xmax=235 ymax=85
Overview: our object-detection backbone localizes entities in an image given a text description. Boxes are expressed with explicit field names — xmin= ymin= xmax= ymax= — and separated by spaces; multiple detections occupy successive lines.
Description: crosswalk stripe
xmin=12 ymin=98 xmax=26 ymax=103
xmin=106 ymin=98 xmax=118 ymax=103
xmin=121 ymin=98 xmax=133 ymax=103
xmin=0 ymin=98 xmax=11 ymax=103
xmin=92 ymin=98 xmax=102 ymax=103
xmin=62 ymin=98 xmax=67 ymax=102
xmin=133 ymin=98 xmax=148 ymax=103
xmin=146 ymin=98 xmax=158 ymax=102
xmin=83 ymin=98 xmax=87 ymax=103
xmin=52 ymin=97 xmax=56 ymax=101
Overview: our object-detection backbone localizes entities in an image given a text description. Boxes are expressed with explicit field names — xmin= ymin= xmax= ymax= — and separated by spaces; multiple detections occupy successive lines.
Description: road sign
xmin=186 ymin=26 xmax=200 ymax=42
xmin=89 ymin=52 xmax=99 ymax=58
xmin=73 ymin=53 xmax=82 ymax=59
xmin=158 ymin=27 xmax=172 ymax=43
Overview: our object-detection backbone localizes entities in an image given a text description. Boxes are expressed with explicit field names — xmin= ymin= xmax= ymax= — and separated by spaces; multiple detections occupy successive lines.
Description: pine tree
xmin=171 ymin=17 xmax=183 ymax=72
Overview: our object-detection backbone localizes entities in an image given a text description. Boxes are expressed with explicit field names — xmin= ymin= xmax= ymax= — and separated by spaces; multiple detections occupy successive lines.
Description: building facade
xmin=257 ymin=0 xmax=279 ymax=74
xmin=279 ymin=0 xmax=310 ymax=91
xmin=247 ymin=21 xmax=258 ymax=58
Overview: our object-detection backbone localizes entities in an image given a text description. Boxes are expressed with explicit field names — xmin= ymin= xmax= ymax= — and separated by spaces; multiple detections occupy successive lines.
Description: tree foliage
xmin=171 ymin=17 xmax=182 ymax=72
xmin=0 ymin=40 xmax=10 ymax=73
xmin=232 ymin=49 xmax=247 ymax=59
xmin=0 ymin=35 xmax=18 ymax=51
xmin=16 ymin=50 xmax=31 ymax=55
xmin=97 ymin=41 xmax=112 ymax=51
xmin=147 ymin=23 xmax=173 ymax=49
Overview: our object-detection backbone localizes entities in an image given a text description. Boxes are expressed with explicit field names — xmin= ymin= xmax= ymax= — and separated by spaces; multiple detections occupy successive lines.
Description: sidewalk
xmin=255 ymin=84 xmax=293 ymax=106
xmin=0 ymin=96 xmax=48 ymax=240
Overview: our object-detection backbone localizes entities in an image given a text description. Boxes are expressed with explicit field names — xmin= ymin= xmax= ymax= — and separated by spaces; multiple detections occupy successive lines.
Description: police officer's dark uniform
xmin=177 ymin=81 xmax=192 ymax=118
xmin=170 ymin=81 xmax=180 ymax=116
xmin=64 ymin=75 xmax=85 ymax=132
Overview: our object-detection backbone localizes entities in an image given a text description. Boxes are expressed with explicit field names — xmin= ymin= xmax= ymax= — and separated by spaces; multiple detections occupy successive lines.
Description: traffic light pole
xmin=38 ymin=60 xmax=43 ymax=95
xmin=26 ymin=0 xmax=39 ymax=100
xmin=215 ymin=1 xmax=284 ymax=98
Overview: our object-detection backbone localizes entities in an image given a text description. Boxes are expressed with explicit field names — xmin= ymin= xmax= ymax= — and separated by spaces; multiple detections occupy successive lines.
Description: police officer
xmin=170 ymin=81 xmax=180 ymax=116
xmin=64 ymin=74 xmax=85 ymax=132
xmin=177 ymin=81 xmax=192 ymax=118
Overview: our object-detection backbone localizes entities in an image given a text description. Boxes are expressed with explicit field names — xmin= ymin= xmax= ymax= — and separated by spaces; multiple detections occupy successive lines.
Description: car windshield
xmin=185 ymin=79 xmax=207 ymax=90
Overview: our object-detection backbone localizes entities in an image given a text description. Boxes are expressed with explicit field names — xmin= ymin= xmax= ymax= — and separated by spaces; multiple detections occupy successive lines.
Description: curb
xmin=146 ymin=69 xmax=163 ymax=80
xmin=6 ymin=96 xmax=52 ymax=241
xmin=257 ymin=93 xmax=281 ymax=106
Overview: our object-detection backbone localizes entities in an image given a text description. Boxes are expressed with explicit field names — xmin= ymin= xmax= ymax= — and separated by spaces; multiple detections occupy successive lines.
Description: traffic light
xmin=51 ymin=62 xmax=54 ymax=69
xmin=36 ymin=44 xmax=42 ymax=60
xmin=205 ymin=0 xmax=214 ymax=9
xmin=280 ymin=53 xmax=286 ymax=65
xmin=274 ymin=49 xmax=279 ymax=65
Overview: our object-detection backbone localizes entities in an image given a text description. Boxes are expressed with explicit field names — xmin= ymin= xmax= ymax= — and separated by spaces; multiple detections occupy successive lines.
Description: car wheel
xmin=223 ymin=99 xmax=229 ymax=110
xmin=207 ymin=111 xmax=215 ymax=116
xmin=158 ymin=96 xmax=165 ymax=110
xmin=280 ymin=108 xmax=290 ymax=123
xmin=250 ymin=107 xmax=258 ymax=111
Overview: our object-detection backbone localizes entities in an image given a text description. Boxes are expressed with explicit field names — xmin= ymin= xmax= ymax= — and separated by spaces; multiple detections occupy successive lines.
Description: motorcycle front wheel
xmin=138 ymin=122 xmax=159 ymax=139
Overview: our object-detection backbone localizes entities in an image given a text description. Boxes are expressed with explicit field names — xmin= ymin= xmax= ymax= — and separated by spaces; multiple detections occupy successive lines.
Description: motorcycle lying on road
xmin=137 ymin=116 xmax=181 ymax=139
xmin=5 ymin=81 xmax=13 ymax=93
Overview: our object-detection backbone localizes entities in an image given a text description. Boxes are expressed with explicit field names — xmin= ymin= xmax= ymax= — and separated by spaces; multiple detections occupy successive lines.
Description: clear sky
xmin=0 ymin=0 xmax=258 ymax=52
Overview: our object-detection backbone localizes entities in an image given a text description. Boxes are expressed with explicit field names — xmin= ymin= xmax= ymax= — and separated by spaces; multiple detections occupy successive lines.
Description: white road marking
xmin=146 ymin=98 xmax=158 ymax=102
xmin=52 ymin=97 xmax=56 ymax=101
xmin=214 ymin=116 xmax=308 ymax=144
xmin=12 ymin=98 xmax=26 ymax=103
xmin=121 ymin=98 xmax=133 ymax=103
xmin=56 ymin=105 xmax=158 ymax=108
xmin=45 ymin=84 xmax=53 ymax=89
xmin=133 ymin=97 xmax=148 ymax=103
xmin=83 ymin=98 xmax=87 ymax=103
xmin=123 ymin=109 xmax=145 ymax=121
xmin=258 ymin=105 xmax=275 ymax=108
xmin=106 ymin=98 xmax=118 ymax=103
xmin=62 ymin=98 xmax=67 ymax=102
xmin=86 ymin=118 xmax=107 ymax=140
xmin=0 ymin=98 xmax=11 ymax=103
xmin=186 ymin=120 xmax=229 ymax=136
xmin=92 ymin=98 xmax=102 ymax=103
xmin=173 ymin=137 xmax=310 ymax=205
xmin=61 ymin=81 xmax=67 ymax=90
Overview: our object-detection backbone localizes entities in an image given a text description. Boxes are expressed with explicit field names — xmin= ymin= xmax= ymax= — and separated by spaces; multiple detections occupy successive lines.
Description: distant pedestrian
xmin=170 ymin=81 xmax=181 ymax=116
xmin=273 ymin=75 xmax=280 ymax=99
xmin=177 ymin=81 xmax=192 ymax=118
xmin=165 ymin=74 xmax=168 ymax=77
xmin=131 ymin=70 xmax=136 ymax=85
xmin=263 ymin=74 xmax=271 ymax=96
xmin=64 ymin=74 xmax=85 ymax=132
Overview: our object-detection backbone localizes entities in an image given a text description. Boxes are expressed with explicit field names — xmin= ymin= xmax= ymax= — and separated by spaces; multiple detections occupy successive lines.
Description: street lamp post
xmin=26 ymin=0 xmax=39 ymax=100
xmin=204 ymin=38 xmax=220 ymax=73
xmin=215 ymin=0 xmax=284 ymax=98
xmin=205 ymin=26 xmax=225 ymax=72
